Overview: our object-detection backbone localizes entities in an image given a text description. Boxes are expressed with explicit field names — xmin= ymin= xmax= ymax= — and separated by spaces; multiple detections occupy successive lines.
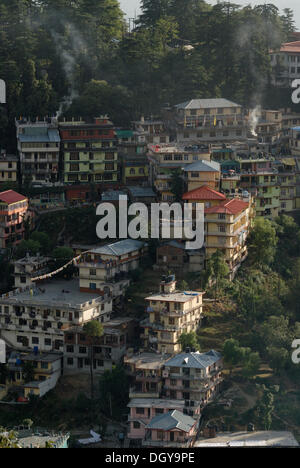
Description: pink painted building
xmin=142 ymin=410 xmax=197 ymax=448
xmin=0 ymin=190 xmax=29 ymax=249
xmin=126 ymin=350 xmax=223 ymax=444
xmin=127 ymin=398 xmax=186 ymax=440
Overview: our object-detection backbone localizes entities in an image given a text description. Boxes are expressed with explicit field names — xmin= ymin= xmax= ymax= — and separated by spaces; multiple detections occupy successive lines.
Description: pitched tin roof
xmin=89 ymin=239 xmax=146 ymax=257
xmin=146 ymin=410 xmax=195 ymax=432
xmin=175 ymin=99 xmax=241 ymax=110
xmin=0 ymin=190 xmax=27 ymax=204
xmin=205 ymin=198 xmax=248 ymax=215
xmin=182 ymin=160 xmax=220 ymax=172
xmin=182 ymin=185 xmax=226 ymax=201
xmin=165 ymin=350 xmax=222 ymax=370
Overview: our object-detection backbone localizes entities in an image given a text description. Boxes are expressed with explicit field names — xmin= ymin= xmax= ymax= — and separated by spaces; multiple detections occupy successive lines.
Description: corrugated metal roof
xmin=182 ymin=185 xmax=226 ymax=201
xmin=19 ymin=128 xmax=60 ymax=143
xmin=165 ymin=350 xmax=222 ymax=369
xmin=89 ymin=239 xmax=146 ymax=257
xmin=183 ymin=160 xmax=220 ymax=172
xmin=175 ymin=99 xmax=241 ymax=109
xmin=146 ymin=410 xmax=195 ymax=432
xmin=128 ymin=186 xmax=156 ymax=197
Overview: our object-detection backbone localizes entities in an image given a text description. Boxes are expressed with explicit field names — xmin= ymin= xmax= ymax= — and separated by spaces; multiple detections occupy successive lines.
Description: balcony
xmin=129 ymin=387 xmax=160 ymax=399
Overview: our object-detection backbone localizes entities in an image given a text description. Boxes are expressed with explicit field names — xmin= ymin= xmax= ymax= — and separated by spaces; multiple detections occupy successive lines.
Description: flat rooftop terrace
xmin=1 ymin=279 xmax=104 ymax=309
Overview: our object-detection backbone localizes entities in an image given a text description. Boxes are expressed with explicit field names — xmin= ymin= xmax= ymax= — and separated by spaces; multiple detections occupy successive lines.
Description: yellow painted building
xmin=182 ymin=160 xmax=221 ymax=191
xmin=0 ymin=153 xmax=18 ymax=184
xmin=205 ymin=196 xmax=254 ymax=276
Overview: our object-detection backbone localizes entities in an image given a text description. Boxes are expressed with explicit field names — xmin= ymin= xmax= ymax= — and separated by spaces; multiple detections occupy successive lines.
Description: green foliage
xmin=15 ymin=240 xmax=41 ymax=259
xmin=223 ymin=338 xmax=260 ymax=379
xmin=247 ymin=217 xmax=278 ymax=266
xmin=0 ymin=428 xmax=20 ymax=448
xmin=178 ymin=331 xmax=200 ymax=352
xmin=99 ymin=366 xmax=129 ymax=420
xmin=83 ymin=320 xmax=104 ymax=339
xmin=0 ymin=0 xmax=295 ymax=147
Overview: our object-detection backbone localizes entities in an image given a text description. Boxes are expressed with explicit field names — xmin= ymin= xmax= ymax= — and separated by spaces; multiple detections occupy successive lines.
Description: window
xmin=133 ymin=422 xmax=140 ymax=429
xmin=79 ymin=347 xmax=87 ymax=354
xmin=69 ymin=152 xmax=79 ymax=161
xmin=41 ymin=362 xmax=48 ymax=369
xmin=90 ymin=269 xmax=96 ymax=276
xmin=136 ymin=408 xmax=145 ymax=415
xmin=66 ymin=345 xmax=74 ymax=353
xmin=32 ymin=337 xmax=39 ymax=344
xmin=218 ymin=213 xmax=226 ymax=220
xmin=45 ymin=338 xmax=51 ymax=346
xmin=67 ymin=358 xmax=74 ymax=365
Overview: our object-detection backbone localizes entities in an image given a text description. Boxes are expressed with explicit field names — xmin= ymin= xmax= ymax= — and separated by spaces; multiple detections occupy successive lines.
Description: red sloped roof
xmin=272 ymin=41 xmax=300 ymax=53
xmin=205 ymin=198 xmax=249 ymax=215
xmin=182 ymin=185 xmax=226 ymax=201
xmin=0 ymin=190 xmax=27 ymax=204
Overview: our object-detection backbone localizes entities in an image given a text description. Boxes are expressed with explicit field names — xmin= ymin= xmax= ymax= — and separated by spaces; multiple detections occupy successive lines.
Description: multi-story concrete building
xmin=125 ymin=349 xmax=223 ymax=444
xmin=127 ymin=398 xmax=186 ymax=441
xmin=13 ymin=255 xmax=50 ymax=288
xmin=78 ymin=239 xmax=147 ymax=297
xmin=63 ymin=324 xmax=126 ymax=374
xmin=182 ymin=160 xmax=221 ymax=192
xmin=143 ymin=410 xmax=197 ymax=448
xmin=132 ymin=117 xmax=170 ymax=145
xmin=0 ymin=279 xmax=112 ymax=352
xmin=59 ymin=116 xmax=119 ymax=184
xmin=289 ymin=126 xmax=300 ymax=157
xmin=156 ymin=240 xmax=205 ymax=273
xmin=16 ymin=118 xmax=60 ymax=185
xmin=0 ymin=190 xmax=29 ymax=249
xmin=270 ymin=41 xmax=300 ymax=87
xmin=171 ymin=99 xmax=248 ymax=144
xmin=147 ymin=143 xmax=211 ymax=202
xmin=140 ymin=276 xmax=204 ymax=354
xmin=117 ymin=129 xmax=149 ymax=186
xmin=238 ymin=157 xmax=280 ymax=218
xmin=163 ymin=350 xmax=223 ymax=410
xmin=204 ymin=195 xmax=254 ymax=276
xmin=125 ymin=352 xmax=168 ymax=400
xmin=276 ymin=158 xmax=297 ymax=213
xmin=253 ymin=110 xmax=282 ymax=152
xmin=0 ymin=151 xmax=18 ymax=186
xmin=7 ymin=350 xmax=63 ymax=398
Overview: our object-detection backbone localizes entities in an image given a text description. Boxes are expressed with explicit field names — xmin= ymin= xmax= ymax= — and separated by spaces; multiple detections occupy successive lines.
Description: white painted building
xmin=0 ymin=279 xmax=112 ymax=352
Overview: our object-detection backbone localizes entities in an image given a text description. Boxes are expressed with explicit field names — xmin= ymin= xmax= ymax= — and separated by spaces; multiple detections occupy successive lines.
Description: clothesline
xmin=30 ymin=250 xmax=118 ymax=282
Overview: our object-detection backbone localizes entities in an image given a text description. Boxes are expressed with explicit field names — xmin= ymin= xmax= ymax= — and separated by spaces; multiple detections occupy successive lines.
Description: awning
xmin=282 ymin=158 xmax=296 ymax=166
